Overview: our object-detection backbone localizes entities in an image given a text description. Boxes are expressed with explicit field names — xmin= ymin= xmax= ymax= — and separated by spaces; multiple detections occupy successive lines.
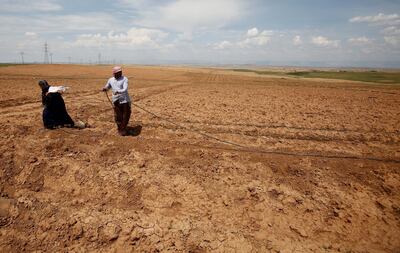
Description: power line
xmin=43 ymin=42 xmax=49 ymax=64
xmin=20 ymin=52 xmax=24 ymax=64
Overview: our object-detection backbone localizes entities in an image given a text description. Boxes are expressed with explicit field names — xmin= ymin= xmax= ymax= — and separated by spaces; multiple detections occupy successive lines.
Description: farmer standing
xmin=102 ymin=66 xmax=131 ymax=136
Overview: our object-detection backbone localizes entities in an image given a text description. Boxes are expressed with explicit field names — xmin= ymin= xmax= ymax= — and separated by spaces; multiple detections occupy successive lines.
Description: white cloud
xmin=116 ymin=0 xmax=148 ymax=9
xmin=311 ymin=36 xmax=340 ymax=48
xmin=348 ymin=36 xmax=372 ymax=45
xmin=25 ymin=32 xmax=37 ymax=37
xmin=176 ymin=32 xmax=194 ymax=41
xmin=0 ymin=0 xmax=62 ymax=12
xmin=0 ymin=1 xmax=398 ymax=66
xmin=252 ymin=36 xmax=270 ymax=46
xmin=350 ymin=13 xmax=400 ymax=26
xmin=213 ymin=28 xmax=272 ymax=50
xmin=213 ymin=40 xmax=233 ymax=50
xmin=260 ymin=30 xmax=273 ymax=36
xmin=73 ymin=28 xmax=168 ymax=49
xmin=293 ymin=35 xmax=302 ymax=46
xmin=0 ymin=13 xmax=119 ymax=35
xmin=383 ymin=26 xmax=400 ymax=36
xmin=350 ymin=14 xmax=400 ymax=48
xmin=134 ymin=0 xmax=246 ymax=34
xmin=382 ymin=26 xmax=400 ymax=47
xmin=237 ymin=28 xmax=272 ymax=47
xmin=384 ymin=36 xmax=400 ymax=47
xmin=247 ymin=28 xmax=259 ymax=37
xmin=384 ymin=36 xmax=400 ymax=46
xmin=45 ymin=14 xmax=118 ymax=32
xmin=239 ymin=36 xmax=270 ymax=48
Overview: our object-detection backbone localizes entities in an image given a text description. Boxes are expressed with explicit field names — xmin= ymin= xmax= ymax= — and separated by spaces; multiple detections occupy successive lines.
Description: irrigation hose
xmin=102 ymin=91 xmax=400 ymax=164
xmin=104 ymin=90 xmax=114 ymax=108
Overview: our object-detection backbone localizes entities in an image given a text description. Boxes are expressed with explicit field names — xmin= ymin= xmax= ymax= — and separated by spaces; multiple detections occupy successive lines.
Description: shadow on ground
xmin=126 ymin=124 xmax=142 ymax=136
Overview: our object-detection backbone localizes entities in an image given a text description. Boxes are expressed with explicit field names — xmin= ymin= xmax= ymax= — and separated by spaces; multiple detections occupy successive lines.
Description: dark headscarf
xmin=38 ymin=80 xmax=50 ymax=106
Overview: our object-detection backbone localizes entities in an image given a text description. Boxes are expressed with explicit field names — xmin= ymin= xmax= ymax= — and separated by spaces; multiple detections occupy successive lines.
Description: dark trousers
xmin=113 ymin=101 xmax=131 ymax=135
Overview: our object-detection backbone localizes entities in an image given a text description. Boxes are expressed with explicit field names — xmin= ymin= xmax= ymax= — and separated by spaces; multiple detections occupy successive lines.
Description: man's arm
xmin=115 ymin=77 xmax=129 ymax=94
xmin=102 ymin=80 xmax=111 ymax=92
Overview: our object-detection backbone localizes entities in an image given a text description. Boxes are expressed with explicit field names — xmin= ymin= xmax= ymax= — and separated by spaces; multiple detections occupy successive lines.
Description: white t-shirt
xmin=104 ymin=76 xmax=131 ymax=104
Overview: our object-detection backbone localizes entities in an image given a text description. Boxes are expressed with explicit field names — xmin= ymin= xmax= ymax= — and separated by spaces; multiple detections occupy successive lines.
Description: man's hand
xmin=102 ymin=88 xmax=108 ymax=92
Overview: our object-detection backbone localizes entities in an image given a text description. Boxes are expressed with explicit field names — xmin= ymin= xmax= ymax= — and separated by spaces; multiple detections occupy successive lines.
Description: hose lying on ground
xmin=102 ymin=91 xmax=400 ymax=164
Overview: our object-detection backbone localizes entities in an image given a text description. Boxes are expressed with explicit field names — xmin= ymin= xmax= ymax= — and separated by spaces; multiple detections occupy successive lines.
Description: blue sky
xmin=0 ymin=0 xmax=399 ymax=67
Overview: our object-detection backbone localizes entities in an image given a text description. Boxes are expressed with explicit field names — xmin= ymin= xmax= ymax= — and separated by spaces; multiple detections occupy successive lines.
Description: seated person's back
xmin=38 ymin=80 xmax=74 ymax=129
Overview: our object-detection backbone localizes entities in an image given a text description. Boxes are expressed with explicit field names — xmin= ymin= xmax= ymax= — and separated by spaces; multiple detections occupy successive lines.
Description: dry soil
xmin=0 ymin=64 xmax=399 ymax=252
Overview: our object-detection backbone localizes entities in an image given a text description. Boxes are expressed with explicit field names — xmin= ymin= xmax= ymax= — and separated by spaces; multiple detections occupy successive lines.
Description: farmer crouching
xmin=102 ymin=66 xmax=131 ymax=136
xmin=38 ymin=80 xmax=85 ymax=129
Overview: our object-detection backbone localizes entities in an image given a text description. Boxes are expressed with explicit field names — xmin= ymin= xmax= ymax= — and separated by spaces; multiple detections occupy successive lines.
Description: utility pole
xmin=20 ymin=52 xmax=24 ymax=64
xmin=98 ymin=53 xmax=101 ymax=64
xmin=50 ymin=53 xmax=53 ymax=64
xmin=44 ymin=42 xmax=49 ymax=64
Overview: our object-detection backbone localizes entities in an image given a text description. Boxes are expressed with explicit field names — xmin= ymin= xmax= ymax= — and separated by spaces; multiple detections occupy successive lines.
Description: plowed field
xmin=0 ymin=64 xmax=399 ymax=252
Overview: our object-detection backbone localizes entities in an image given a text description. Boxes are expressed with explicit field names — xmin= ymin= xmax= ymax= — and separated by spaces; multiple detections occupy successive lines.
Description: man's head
xmin=112 ymin=66 xmax=122 ymax=79
xmin=38 ymin=80 xmax=50 ymax=92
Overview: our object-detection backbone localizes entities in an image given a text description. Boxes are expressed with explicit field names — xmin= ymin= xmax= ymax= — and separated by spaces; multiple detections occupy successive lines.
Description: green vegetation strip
xmin=232 ymin=69 xmax=400 ymax=84
xmin=231 ymin=69 xmax=281 ymax=76
xmin=287 ymin=71 xmax=400 ymax=84
xmin=0 ymin=63 xmax=21 ymax=67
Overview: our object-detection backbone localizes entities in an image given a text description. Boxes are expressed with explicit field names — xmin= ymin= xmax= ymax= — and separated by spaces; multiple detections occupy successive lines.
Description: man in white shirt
xmin=102 ymin=66 xmax=131 ymax=136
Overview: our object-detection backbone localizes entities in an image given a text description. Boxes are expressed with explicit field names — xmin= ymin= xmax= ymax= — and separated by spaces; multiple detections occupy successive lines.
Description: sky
xmin=0 ymin=0 xmax=400 ymax=67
